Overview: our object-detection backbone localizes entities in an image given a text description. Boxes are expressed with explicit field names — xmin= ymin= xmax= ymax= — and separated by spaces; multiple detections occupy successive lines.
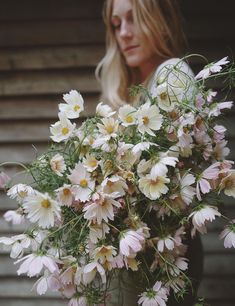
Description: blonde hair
xmin=95 ymin=0 xmax=186 ymax=108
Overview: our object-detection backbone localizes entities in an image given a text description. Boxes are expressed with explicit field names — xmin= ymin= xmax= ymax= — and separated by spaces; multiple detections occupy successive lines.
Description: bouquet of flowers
xmin=0 ymin=56 xmax=235 ymax=306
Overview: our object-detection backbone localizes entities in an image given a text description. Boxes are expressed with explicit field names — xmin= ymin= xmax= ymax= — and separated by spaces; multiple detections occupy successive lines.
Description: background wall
xmin=0 ymin=1 xmax=234 ymax=305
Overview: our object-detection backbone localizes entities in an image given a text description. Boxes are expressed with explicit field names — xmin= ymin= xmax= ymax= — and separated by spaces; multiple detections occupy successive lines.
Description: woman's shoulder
xmin=156 ymin=57 xmax=194 ymax=79
xmin=148 ymin=57 xmax=194 ymax=94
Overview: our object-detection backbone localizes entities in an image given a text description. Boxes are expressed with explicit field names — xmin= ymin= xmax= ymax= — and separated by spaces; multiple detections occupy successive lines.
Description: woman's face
xmin=111 ymin=0 xmax=159 ymax=80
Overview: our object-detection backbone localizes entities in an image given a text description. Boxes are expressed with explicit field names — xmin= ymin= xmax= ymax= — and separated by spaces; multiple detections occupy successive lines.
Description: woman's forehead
xmin=112 ymin=0 xmax=133 ymax=17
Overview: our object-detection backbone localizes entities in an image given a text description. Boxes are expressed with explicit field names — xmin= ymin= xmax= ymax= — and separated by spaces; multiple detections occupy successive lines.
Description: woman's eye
xmin=112 ymin=23 xmax=121 ymax=30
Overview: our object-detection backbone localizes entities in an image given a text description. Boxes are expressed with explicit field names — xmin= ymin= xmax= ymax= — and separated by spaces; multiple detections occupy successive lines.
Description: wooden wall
xmin=0 ymin=1 xmax=234 ymax=305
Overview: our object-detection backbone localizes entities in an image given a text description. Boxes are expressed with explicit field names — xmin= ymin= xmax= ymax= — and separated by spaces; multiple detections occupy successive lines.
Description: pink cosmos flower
xmin=119 ymin=230 xmax=145 ymax=257
xmin=189 ymin=205 xmax=221 ymax=236
xmin=213 ymin=125 xmax=226 ymax=142
xmin=138 ymin=281 xmax=169 ymax=306
xmin=196 ymin=163 xmax=220 ymax=201
xmin=83 ymin=261 xmax=106 ymax=285
xmin=68 ymin=297 xmax=87 ymax=306
xmin=15 ymin=253 xmax=59 ymax=277
xmin=83 ymin=195 xmax=121 ymax=224
xmin=214 ymin=140 xmax=230 ymax=160
xmin=219 ymin=221 xmax=235 ymax=248
xmin=195 ymin=56 xmax=229 ymax=79
xmin=209 ymin=101 xmax=233 ymax=117
xmin=0 ymin=171 xmax=11 ymax=189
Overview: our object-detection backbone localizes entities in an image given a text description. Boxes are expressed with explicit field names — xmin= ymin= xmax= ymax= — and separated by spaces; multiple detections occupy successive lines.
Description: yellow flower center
xmin=63 ymin=188 xmax=70 ymax=196
xmin=150 ymin=178 xmax=159 ymax=186
xmin=160 ymin=92 xmax=167 ymax=100
xmin=80 ymin=179 xmax=88 ymax=188
xmin=41 ymin=199 xmax=51 ymax=209
xmin=107 ymin=180 xmax=114 ymax=188
xmin=89 ymin=160 xmax=97 ymax=168
xmin=143 ymin=116 xmax=149 ymax=125
xmin=18 ymin=190 xmax=27 ymax=198
xmin=74 ymin=105 xmax=80 ymax=112
xmin=106 ymin=125 xmax=114 ymax=134
xmin=62 ymin=127 xmax=69 ymax=135
xmin=126 ymin=115 xmax=133 ymax=123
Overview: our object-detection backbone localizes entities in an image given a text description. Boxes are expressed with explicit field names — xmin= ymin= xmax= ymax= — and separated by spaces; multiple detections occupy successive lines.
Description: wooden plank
xmin=0 ymin=20 xmax=104 ymax=47
xmin=0 ymin=299 xmax=66 ymax=306
xmin=0 ymin=0 xmax=104 ymax=21
xmin=0 ymin=216 xmax=28 ymax=234
xmin=0 ymin=278 xmax=59 ymax=298
xmin=181 ymin=0 xmax=235 ymax=17
xmin=201 ymin=232 xmax=235 ymax=254
xmin=0 ymin=69 xmax=100 ymax=96
xmin=198 ymin=277 xmax=235 ymax=299
xmin=0 ymin=93 xmax=98 ymax=120
xmin=185 ymin=18 xmax=235 ymax=40
xmin=203 ymin=253 xmax=235 ymax=276
xmin=0 ymin=45 xmax=104 ymax=71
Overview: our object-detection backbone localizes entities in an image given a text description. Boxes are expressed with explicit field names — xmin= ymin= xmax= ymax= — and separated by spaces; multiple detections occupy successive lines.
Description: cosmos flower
xmin=138 ymin=281 xmax=169 ymax=306
xmin=195 ymin=56 xmax=229 ymax=79
xmin=96 ymin=101 xmax=116 ymax=117
xmin=50 ymin=153 xmax=66 ymax=176
xmin=59 ymin=90 xmax=84 ymax=119
xmin=118 ymin=104 xmax=137 ymax=126
xmin=119 ymin=230 xmax=145 ymax=257
xmin=50 ymin=112 xmax=76 ymax=142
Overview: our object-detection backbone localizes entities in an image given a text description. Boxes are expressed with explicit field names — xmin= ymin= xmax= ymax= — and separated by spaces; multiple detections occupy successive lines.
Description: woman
xmin=96 ymin=0 xmax=203 ymax=305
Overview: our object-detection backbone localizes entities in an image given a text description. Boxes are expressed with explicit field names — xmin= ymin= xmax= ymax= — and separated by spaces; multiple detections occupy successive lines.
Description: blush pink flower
xmin=138 ymin=281 xmax=169 ymax=306
xmin=196 ymin=163 xmax=220 ymax=200
xmin=0 ymin=172 xmax=11 ymax=189
xmin=119 ymin=230 xmax=145 ymax=257
xmin=189 ymin=205 xmax=221 ymax=236
xmin=195 ymin=56 xmax=229 ymax=79
xmin=219 ymin=221 xmax=235 ymax=248
xmin=15 ymin=253 xmax=59 ymax=277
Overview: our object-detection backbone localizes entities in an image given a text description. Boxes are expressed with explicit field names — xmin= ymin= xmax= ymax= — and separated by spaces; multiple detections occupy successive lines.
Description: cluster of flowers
xmin=0 ymin=56 xmax=235 ymax=306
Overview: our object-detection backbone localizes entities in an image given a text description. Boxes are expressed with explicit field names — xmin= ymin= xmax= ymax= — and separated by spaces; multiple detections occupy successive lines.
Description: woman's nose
xmin=119 ymin=21 xmax=132 ymax=38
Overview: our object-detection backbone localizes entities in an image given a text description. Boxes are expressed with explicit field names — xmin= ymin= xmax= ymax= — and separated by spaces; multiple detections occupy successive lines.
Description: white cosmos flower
xmin=154 ymin=81 xmax=180 ymax=112
xmin=93 ymin=245 xmax=117 ymax=265
xmin=83 ymin=154 xmax=99 ymax=172
xmin=101 ymin=175 xmax=128 ymax=198
xmin=23 ymin=191 xmax=61 ymax=229
xmin=0 ymin=234 xmax=31 ymax=258
xmin=15 ymin=253 xmax=59 ymax=277
xmin=180 ymin=173 xmax=196 ymax=205
xmin=96 ymin=101 xmax=116 ymax=117
xmin=89 ymin=222 xmax=110 ymax=244
xmin=189 ymin=205 xmax=221 ymax=236
xmin=97 ymin=117 xmax=119 ymax=140
xmin=119 ymin=230 xmax=145 ymax=257
xmin=3 ymin=208 xmax=25 ymax=225
xmin=118 ymin=104 xmax=137 ymax=126
xmin=132 ymin=141 xmax=158 ymax=155
xmin=7 ymin=183 xmax=35 ymax=203
xmin=220 ymin=221 xmax=235 ymax=248
xmin=157 ymin=235 xmax=178 ymax=253
xmin=68 ymin=163 xmax=95 ymax=202
xmin=150 ymin=152 xmax=178 ymax=177
xmin=139 ymin=173 xmax=170 ymax=200
xmin=59 ymin=90 xmax=84 ymax=119
xmin=195 ymin=56 xmax=229 ymax=80
xmin=50 ymin=153 xmax=66 ymax=176
xmin=83 ymin=195 xmax=121 ymax=224
xmin=50 ymin=112 xmax=76 ymax=143
xmin=83 ymin=261 xmax=106 ymax=285
xmin=56 ymin=184 xmax=73 ymax=206
xmin=137 ymin=102 xmax=163 ymax=136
